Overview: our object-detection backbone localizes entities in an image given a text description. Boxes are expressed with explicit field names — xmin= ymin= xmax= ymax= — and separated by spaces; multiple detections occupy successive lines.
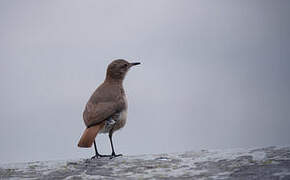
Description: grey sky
xmin=1 ymin=0 xmax=290 ymax=163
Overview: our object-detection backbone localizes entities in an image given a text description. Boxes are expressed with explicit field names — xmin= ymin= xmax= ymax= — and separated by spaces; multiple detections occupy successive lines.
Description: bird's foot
xmin=91 ymin=154 xmax=111 ymax=159
xmin=110 ymin=153 xmax=123 ymax=159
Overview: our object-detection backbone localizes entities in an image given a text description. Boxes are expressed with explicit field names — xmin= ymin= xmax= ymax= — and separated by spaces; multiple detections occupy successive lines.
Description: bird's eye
xmin=122 ymin=64 xmax=128 ymax=68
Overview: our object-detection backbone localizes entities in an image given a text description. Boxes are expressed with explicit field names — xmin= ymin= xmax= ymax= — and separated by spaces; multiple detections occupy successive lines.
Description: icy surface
xmin=1 ymin=146 xmax=290 ymax=179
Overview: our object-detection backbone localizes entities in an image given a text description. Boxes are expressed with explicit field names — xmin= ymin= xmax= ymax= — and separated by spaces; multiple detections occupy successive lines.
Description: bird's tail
xmin=78 ymin=122 xmax=105 ymax=148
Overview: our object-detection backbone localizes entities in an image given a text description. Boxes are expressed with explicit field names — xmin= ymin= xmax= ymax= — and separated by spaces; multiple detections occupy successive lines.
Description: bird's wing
xmin=83 ymin=101 xmax=119 ymax=127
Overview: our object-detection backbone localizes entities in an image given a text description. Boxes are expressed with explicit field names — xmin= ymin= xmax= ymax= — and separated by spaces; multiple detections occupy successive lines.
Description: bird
xmin=78 ymin=59 xmax=140 ymax=159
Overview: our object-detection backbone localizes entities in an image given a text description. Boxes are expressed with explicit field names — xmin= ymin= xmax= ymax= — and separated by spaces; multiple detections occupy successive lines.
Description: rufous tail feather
xmin=78 ymin=122 xmax=105 ymax=148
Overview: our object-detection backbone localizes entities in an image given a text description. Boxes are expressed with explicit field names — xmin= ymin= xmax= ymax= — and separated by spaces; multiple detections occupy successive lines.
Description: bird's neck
xmin=104 ymin=77 xmax=124 ymax=86
xmin=105 ymin=75 xmax=124 ymax=84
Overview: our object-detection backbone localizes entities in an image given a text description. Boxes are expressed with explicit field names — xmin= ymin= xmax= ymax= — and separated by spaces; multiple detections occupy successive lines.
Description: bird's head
xmin=106 ymin=59 xmax=140 ymax=81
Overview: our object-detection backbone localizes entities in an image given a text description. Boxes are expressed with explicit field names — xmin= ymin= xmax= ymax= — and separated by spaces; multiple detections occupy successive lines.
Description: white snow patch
xmin=65 ymin=172 xmax=106 ymax=180
xmin=210 ymin=171 xmax=231 ymax=179
xmin=250 ymin=151 xmax=266 ymax=161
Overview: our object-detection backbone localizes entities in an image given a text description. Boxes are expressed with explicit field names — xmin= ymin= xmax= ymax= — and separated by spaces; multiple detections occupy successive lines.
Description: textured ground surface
xmin=1 ymin=146 xmax=290 ymax=179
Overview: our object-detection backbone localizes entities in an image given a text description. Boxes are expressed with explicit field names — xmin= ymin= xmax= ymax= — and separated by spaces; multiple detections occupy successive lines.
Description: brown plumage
xmin=78 ymin=59 xmax=140 ymax=158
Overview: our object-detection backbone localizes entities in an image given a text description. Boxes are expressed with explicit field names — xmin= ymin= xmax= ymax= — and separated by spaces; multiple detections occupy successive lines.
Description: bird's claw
xmin=91 ymin=154 xmax=111 ymax=159
xmin=91 ymin=152 xmax=123 ymax=159
xmin=110 ymin=153 xmax=123 ymax=159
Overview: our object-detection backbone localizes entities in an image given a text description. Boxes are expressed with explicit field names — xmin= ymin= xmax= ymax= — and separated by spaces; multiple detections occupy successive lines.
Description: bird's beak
xmin=130 ymin=62 xmax=141 ymax=67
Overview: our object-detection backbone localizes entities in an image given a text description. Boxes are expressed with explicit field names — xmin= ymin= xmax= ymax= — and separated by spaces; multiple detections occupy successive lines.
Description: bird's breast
xmin=99 ymin=109 xmax=127 ymax=134
xmin=100 ymin=95 xmax=128 ymax=134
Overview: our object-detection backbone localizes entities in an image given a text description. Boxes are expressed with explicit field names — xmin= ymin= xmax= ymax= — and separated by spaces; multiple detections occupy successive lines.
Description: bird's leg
xmin=91 ymin=140 xmax=110 ymax=159
xmin=109 ymin=132 xmax=122 ymax=159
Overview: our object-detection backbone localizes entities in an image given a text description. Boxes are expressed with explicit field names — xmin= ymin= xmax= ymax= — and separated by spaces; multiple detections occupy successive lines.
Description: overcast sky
xmin=1 ymin=0 xmax=290 ymax=163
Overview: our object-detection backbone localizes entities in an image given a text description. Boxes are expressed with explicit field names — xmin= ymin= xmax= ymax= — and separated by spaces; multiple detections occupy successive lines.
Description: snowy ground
xmin=1 ymin=146 xmax=290 ymax=179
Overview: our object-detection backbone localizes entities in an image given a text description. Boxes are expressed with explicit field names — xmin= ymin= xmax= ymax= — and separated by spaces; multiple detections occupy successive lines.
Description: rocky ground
xmin=1 ymin=146 xmax=290 ymax=179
